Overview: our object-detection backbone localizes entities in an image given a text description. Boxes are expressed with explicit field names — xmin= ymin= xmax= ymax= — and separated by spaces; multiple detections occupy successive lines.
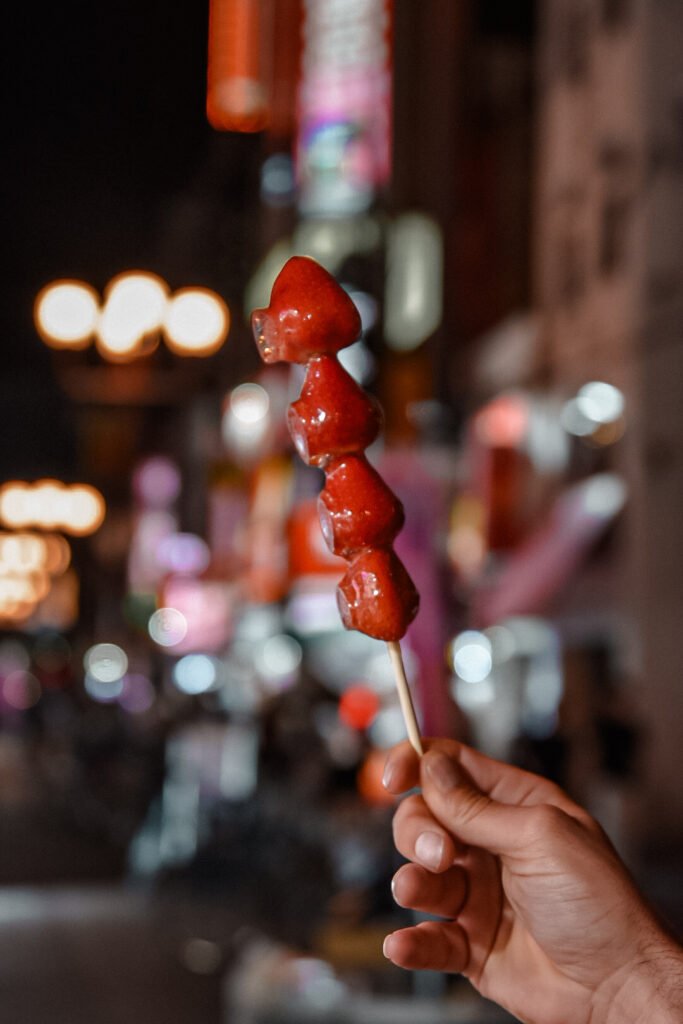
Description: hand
xmin=383 ymin=739 xmax=683 ymax=1024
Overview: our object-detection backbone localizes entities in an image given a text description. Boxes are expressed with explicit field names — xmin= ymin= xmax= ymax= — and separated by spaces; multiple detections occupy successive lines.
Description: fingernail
xmin=415 ymin=830 xmax=445 ymax=870
xmin=425 ymin=752 xmax=460 ymax=793
xmin=382 ymin=934 xmax=394 ymax=959
xmin=382 ymin=760 xmax=395 ymax=790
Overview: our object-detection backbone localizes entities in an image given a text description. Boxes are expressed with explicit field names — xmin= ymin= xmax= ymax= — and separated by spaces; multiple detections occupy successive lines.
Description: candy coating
xmin=287 ymin=356 xmax=382 ymax=466
xmin=318 ymin=455 xmax=404 ymax=557
xmin=336 ymin=548 xmax=419 ymax=641
xmin=251 ymin=256 xmax=362 ymax=364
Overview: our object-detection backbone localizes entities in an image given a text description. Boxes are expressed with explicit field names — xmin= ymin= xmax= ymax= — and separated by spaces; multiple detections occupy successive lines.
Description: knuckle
xmin=444 ymin=786 xmax=489 ymax=828
xmin=526 ymin=803 xmax=568 ymax=840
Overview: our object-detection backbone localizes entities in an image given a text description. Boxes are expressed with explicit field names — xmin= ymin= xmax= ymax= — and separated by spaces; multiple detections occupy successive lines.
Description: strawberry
xmin=251 ymin=256 xmax=362 ymax=364
xmin=287 ymin=355 xmax=382 ymax=466
xmin=336 ymin=548 xmax=419 ymax=642
xmin=318 ymin=455 xmax=405 ymax=557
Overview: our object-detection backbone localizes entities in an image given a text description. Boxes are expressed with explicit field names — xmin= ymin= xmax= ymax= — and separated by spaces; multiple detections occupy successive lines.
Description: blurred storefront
xmin=1 ymin=1 xmax=682 ymax=1021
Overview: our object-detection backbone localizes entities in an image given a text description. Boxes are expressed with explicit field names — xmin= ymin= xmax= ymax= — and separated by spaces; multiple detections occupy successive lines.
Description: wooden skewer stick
xmin=386 ymin=640 xmax=423 ymax=756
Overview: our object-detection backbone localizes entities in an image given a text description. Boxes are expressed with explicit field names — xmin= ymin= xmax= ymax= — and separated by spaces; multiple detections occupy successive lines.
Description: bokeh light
xmin=222 ymin=382 xmax=271 ymax=458
xmin=132 ymin=456 xmax=182 ymax=509
xmin=85 ymin=673 xmax=124 ymax=702
xmin=34 ymin=280 xmax=99 ymax=349
xmin=156 ymin=533 xmax=210 ymax=577
xmin=561 ymin=381 xmax=626 ymax=443
xmin=148 ymin=607 xmax=188 ymax=647
xmin=253 ymin=634 xmax=302 ymax=692
xmin=2 ymin=671 xmax=42 ymax=710
xmin=84 ymin=643 xmax=128 ymax=683
xmin=97 ymin=271 xmax=168 ymax=360
xmin=338 ymin=685 xmax=380 ymax=731
xmin=449 ymin=630 xmax=493 ymax=683
xmin=118 ymin=673 xmax=155 ymax=714
xmin=0 ymin=481 xmax=105 ymax=536
xmin=0 ymin=533 xmax=47 ymax=573
xmin=42 ymin=534 xmax=71 ymax=575
xmin=163 ymin=288 xmax=229 ymax=355
xmin=173 ymin=654 xmax=218 ymax=695
xmin=65 ymin=485 xmax=106 ymax=536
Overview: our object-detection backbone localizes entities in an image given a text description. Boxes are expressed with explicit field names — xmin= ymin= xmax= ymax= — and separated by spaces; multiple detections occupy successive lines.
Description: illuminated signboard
xmin=296 ymin=0 xmax=393 ymax=216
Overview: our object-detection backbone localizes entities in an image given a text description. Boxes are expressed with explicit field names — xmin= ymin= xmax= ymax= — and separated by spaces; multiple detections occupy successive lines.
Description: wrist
xmin=594 ymin=935 xmax=683 ymax=1024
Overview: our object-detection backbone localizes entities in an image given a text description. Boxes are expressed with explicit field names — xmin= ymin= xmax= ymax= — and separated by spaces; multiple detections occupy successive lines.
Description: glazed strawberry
xmin=318 ymin=455 xmax=405 ymax=557
xmin=336 ymin=548 xmax=419 ymax=642
xmin=251 ymin=256 xmax=362 ymax=364
xmin=287 ymin=355 xmax=382 ymax=466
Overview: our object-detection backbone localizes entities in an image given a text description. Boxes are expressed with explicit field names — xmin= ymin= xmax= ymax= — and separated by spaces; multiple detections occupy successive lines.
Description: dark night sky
xmin=3 ymin=0 xmax=259 ymax=479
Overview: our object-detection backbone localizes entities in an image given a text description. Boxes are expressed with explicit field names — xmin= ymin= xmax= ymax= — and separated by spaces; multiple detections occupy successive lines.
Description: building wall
xmin=534 ymin=0 xmax=683 ymax=843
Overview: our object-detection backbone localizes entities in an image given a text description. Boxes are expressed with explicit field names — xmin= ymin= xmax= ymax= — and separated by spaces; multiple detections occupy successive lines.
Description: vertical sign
xmin=296 ymin=0 xmax=393 ymax=216
xmin=207 ymin=0 xmax=269 ymax=132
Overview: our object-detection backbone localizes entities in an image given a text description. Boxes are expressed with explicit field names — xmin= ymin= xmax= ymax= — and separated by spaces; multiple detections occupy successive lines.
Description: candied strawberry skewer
xmin=251 ymin=256 xmax=423 ymax=754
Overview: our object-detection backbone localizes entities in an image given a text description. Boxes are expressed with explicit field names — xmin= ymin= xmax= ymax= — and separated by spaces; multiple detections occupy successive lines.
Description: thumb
xmin=420 ymin=750 xmax=529 ymax=857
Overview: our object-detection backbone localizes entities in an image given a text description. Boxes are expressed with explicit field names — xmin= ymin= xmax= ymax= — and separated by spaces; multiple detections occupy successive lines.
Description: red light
xmin=338 ymin=685 xmax=380 ymax=731
xmin=475 ymin=394 xmax=529 ymax=448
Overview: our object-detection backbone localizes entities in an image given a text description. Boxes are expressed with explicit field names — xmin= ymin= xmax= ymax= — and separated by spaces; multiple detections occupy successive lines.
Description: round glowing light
xmin=85 ymin=672 xmax=124 ymax=702
xmin=338 ymin=685 xmax=380 ymax=731
xmin=43 ymin=534 xmax=71 ymax=575
xmin=229 ymin=383 xmax=270 ymax=425
xmin=2 ymin=671 xmax=41 ymax=710
xmin=576 ymin=382 xmax=625 ymax=425
xmin=0 ymin=533 xmax=47 ymax=573
xmin=581 ymin=474 xmax=627 ymax=518
xmin=63 ymin=485 xmax=106 ymax=536
xmin=133 ymin=456 xmax=182 ymax=508
xmin=156 ymin=533 xmax=210 ymax=576
xmin=0 ymin=483 xmax=30 ymax=529
xmin=0 ymin=575 xmax=38 ymax=604
xmin=222 ymin=383 xmax=271 ymax=460
xmin=84 ymin=643 xmax=128 ymax=683
xmin=475 ymin=394 xmax=529 ymax=448
xmin=119 ymin=673 xmax=155 ymax=714
xmin=260 ymin=153 xmax=296 ymax=207
xmin=450 ymin=630 xmax=493 ymax=684
xmin=163 ymin=288 xmax=229 ymax=356
xmin=0 ymin=481 xmax=104 ymax=535
xmin=148 ymin=607 xmax=188 ymax=647
xmin=34 ymin=280 xmax=99 ymax=348
xmin=32 ymin=479 xmax=70 ymax=530
xmin=97 ymin=271 xmax=169 ymax=359
xmin=253 ymin=634 xmax=302 ymax=691
xmin=173 ymin=654 xmax=218 ymax=695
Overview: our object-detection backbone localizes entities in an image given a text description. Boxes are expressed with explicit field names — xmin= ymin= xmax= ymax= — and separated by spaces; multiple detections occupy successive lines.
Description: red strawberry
xmin=287 ymin=355 xmax=382 ymax=466
xmin=251 ymin=256 xmax=362 ymax=364
xmin=336 ymin=548 xmax=419 ymax=642
xmin=318 ymin=455 xmax=405 ymax=557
